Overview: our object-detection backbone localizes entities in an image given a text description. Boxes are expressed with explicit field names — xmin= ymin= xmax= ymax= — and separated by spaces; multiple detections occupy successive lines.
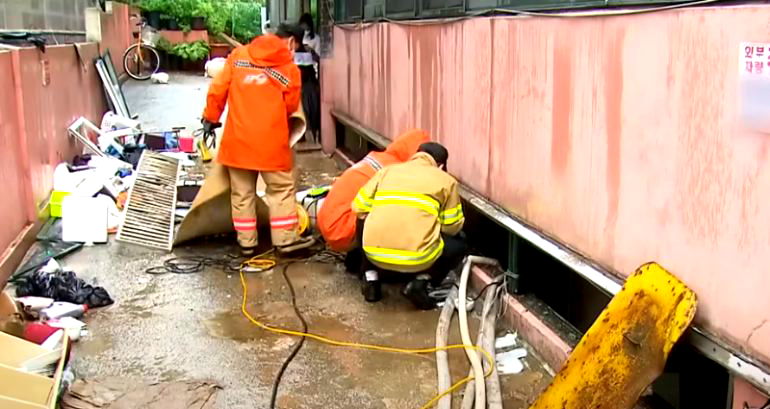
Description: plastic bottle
xmin=41 ymin=302 xmax=88 ymax=320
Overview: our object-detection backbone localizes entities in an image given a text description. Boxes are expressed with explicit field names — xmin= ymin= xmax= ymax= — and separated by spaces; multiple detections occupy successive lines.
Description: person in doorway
xmin=201 ymin=23 xmax=314 ymax=256
xmin=296 ymin=13 xmax=320 ymax=144
xmin=298 ymin=13 xmax=320 ymax=55
xmin=318 ymin=129 xmax=430 ymax=265
xmin=352 ymin=142 xmax=467 ymax=309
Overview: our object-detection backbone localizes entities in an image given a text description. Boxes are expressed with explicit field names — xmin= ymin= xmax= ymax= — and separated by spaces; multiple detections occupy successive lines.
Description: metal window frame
xmin=330 ymin=109 xmax=770 ymax=396
xmin=385 ymin=0 xmax=419 ymax=19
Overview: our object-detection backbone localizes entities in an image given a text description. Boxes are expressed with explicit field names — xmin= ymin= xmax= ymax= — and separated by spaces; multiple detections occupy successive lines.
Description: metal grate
xmin=117 ymin=151 xmax=180 ymax=251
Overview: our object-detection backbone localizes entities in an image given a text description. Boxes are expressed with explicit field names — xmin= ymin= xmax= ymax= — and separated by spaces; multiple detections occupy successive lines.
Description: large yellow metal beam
xmin=530 ymin=262 xmax=697 ymax=409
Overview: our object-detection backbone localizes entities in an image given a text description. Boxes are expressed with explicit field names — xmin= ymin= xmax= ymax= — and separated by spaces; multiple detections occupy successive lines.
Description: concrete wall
xmin=89 ymin=2 xmax=132 ymax=74
xmin=0 ymin=0 xmax=91 ymax=31
xmin=321 ymin=5 xmax=770 ymax=372
xmin=0 ymin=2 xmax=131 ymax=288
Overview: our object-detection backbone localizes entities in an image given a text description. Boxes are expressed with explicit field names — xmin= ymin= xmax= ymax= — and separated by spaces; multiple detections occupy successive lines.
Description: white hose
xmin=435 ymin=287 xmax=458 ymax=409
xmin=484 ymin=288 xmax=503 ymax=409
xmin=457 ymin=255 xmax=500 ymax=409
xmin=461 ymin=284 xmax=498 ymax=409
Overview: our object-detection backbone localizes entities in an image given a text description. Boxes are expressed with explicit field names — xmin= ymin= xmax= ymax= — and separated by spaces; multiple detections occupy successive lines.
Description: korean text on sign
xmin=741 ymin=42 xmax=770 ymax=77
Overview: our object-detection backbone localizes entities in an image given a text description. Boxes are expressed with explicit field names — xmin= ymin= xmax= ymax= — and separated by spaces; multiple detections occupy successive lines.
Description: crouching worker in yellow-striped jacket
xmin=351 ymin=142 xmax=467 ymax=309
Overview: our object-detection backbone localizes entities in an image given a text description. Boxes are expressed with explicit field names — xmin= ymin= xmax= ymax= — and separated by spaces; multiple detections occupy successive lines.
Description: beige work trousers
xmin=228 ymin=167 xmax=299 ymax=249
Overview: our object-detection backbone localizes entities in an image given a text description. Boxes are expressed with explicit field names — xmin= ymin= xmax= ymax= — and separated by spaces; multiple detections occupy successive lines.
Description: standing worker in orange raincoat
xmin=317 ymin=129 xmax=430 ymax=267
xmin=201 ymin=24 xmax=314 ymax=256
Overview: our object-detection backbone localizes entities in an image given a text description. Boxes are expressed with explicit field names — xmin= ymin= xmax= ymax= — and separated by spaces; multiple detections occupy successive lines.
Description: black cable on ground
xmin=144 ymin=255 xmax=244 ymax=275
xmin=269 ymin=262 xmax=309 ymax=409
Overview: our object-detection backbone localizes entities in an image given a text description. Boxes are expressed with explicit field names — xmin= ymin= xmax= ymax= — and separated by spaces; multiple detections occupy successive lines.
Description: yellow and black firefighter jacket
xmin=351 ymin=152 xmax=464 ymax=273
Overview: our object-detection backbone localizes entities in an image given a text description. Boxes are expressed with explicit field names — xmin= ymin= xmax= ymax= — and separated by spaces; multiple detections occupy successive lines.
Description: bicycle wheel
xmin=123 ymin=43 xmax=160 ymax=81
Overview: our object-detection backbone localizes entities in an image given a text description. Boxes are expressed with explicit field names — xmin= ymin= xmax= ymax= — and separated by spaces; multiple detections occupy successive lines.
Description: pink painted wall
xmin=16 ymin=45 xmax=106 ymax=208
xmin=0 ymin=53 xmax=33 ymax=259
xmin=0 ymin=42 xmax=106 ymax=229
xmin=734 ymin=377 xmax=769 ymax=409
xmin=0 ymin=3 xmax=132 ymax=287
xmin=322 ymin=6 xmax=770 ymax=366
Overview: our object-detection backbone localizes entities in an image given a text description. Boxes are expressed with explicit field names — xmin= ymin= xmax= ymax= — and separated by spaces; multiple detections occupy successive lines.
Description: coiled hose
xmin=457 ymin=256 xmax=501 ymax=409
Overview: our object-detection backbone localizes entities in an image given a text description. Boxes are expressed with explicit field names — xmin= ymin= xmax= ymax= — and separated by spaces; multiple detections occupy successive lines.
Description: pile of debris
xmin=0 ymin=57 xmax=209 ymax=408
xmin=0 ymin=258 xmax=113 ymax=408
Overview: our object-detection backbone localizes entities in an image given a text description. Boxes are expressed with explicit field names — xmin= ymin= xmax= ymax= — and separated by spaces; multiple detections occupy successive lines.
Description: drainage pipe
xmin=435 ymin=286 xmax=458 ymax=409
xmin=458 ymin=256 xmax=500 ymax=409
xmin=460 ymin=283 xmax=499 ymax=409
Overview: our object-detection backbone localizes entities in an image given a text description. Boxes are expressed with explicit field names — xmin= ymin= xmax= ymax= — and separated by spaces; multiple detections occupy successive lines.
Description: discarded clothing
xmin=15 ymin=270 xmax=114 ymax=308
xmin=61 ymin=378 xmax=220 ymax=409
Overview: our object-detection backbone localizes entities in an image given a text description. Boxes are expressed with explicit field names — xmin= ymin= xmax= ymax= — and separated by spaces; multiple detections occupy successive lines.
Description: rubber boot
xmin=362 ymin=270 xmax=382 ymax=302
xmin=403 ymin=278 xmax=436 ymax=310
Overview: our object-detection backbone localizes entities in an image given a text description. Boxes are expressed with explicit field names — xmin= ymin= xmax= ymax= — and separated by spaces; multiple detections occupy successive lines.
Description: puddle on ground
xmin=77 ymin=333 xmax=114 ymax=356
xmin=159 ymin=368 xmax=187 ymax=382
xmin=119 ymin=303 xmax=154 ymax=319
xmin=203 ymin=301 xmax=300 ymax=342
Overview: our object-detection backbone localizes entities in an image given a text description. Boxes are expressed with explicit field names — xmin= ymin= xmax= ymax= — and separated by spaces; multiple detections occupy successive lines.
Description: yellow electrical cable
xmin=238 ymin=263 xmax=495 ymax=409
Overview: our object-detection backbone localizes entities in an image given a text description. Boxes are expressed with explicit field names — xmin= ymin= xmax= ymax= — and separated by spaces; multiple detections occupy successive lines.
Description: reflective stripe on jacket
xmin=352 ymin=152 xmax=464 ymax=273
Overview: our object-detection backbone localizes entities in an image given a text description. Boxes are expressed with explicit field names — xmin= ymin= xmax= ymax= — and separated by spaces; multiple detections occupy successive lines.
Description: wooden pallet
xmin=116 ymin=151 xmax=180 ymax=251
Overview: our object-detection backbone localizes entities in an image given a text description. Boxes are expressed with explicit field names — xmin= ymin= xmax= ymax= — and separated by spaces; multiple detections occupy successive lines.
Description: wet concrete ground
xmin=63 ymin=73 xmax=550 ymax=408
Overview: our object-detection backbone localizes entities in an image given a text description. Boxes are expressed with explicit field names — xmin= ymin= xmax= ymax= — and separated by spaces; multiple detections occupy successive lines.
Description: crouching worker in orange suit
xmin=316 ymin=129 xmax=430 ymax=269
xmin=201 ymin=23 xmax=315 ymax=256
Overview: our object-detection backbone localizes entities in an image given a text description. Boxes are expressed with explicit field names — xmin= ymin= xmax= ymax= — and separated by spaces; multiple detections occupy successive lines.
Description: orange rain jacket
xmin=317 ymin=129 xmax=430 ymax=252
xmin=202 ymin=35 xmax=301 ymax=171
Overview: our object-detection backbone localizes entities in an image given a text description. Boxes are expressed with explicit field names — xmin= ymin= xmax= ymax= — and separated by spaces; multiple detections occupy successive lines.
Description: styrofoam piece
xmin=16 ymin=297 xmax=54 ymax=312
xmin=40 ymin=259 xmax=60 ymax=274
xmin=205 ymin=57 xmax=226 ymax=78
xmin=61 ymin=196 xmax=108 ymax=244
xmin=102 ymin=194 xmax=121 ymax=232
xmin=40 ymin=330 xmax=65 ymax=351
xmin=101 ymin=111 xmax=140 ymax=131
xmin=48 ymin=318 xmax=86 ymax=341
xmin=151 ymin=72 xmax=169 ymax=84
xmin=495 ymin=332 xmax=519 ymax=351
xmin=496 ymin=348 xmax=528 ymax=375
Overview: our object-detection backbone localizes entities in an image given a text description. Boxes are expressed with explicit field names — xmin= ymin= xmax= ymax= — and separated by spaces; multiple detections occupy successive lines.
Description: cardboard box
xmin=0 ymin=332 xmax=68 ymax=409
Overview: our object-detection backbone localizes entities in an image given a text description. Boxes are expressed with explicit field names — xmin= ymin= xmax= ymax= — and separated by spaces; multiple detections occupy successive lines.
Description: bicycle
xmin=122 ymin=18 xmax=161 ymax=81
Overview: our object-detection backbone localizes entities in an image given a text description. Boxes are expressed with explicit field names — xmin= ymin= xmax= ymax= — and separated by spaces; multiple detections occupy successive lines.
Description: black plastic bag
xmin=16 ymin=270 xmax=114 ymax=308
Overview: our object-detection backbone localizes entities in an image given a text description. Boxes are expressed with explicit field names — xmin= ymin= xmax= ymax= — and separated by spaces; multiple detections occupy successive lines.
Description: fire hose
xmin=436 ymin=256 xmax=504 ymax=409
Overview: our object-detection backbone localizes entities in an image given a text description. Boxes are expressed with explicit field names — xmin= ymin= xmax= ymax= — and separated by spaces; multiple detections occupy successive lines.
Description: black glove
xmin=202 ymin=119 xmax=221 ymax=134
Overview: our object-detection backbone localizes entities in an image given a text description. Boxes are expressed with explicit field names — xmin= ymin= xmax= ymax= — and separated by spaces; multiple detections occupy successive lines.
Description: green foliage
xmin=139 ymin=0 xmax=262 ymax=43
xmin=228 ymin=1 xmax=262 ymax=42
xmin=139 ymin=0 xmax=168 ymax=12
xmin=171 ymin=40 xmax=211 ymax=61
xmin=167 ymin=0 xmax=196 ymax=26
xmin=205 ymin=2 xmax=230 ymax=35
xmin=155 ymin=36 xmax=174 ymax=52
xmin=193 ymin=0 xmax=215 ymax=17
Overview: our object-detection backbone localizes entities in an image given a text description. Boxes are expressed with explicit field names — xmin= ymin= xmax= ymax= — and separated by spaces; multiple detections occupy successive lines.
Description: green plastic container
xmin=50 ymin=191 xmax=71 ymax=218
